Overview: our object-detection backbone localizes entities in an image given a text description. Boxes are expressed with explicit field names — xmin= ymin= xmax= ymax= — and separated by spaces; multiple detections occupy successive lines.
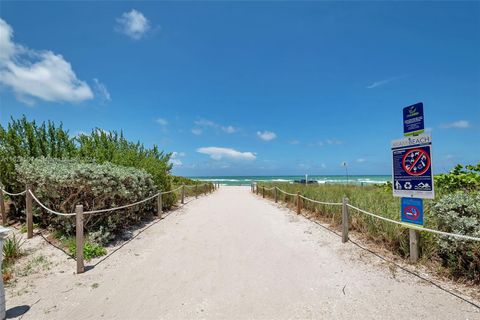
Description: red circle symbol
xmin=404 ymin=205 xmax=420 ymax=221
xmin=402 ymin=148 xmax=430 ymax=176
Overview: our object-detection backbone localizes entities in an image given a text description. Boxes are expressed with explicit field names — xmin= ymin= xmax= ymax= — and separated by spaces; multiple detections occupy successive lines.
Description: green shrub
xmin=430 ymin=192 xmax=480 ymax=282
xmin=63 ymin=237 xmax=107 ymax=261
xmin=15 ymin=157 xmax=157 ymax=236
xmin=435 ymin=163 xmax=480 ymax=193
xmin=0 ymin=116 xmax=76 ymax=213
xmin=0 ymin=116 xmax=176 ymax=209
xmin=76 ymin=129 xmax=175 ymax=207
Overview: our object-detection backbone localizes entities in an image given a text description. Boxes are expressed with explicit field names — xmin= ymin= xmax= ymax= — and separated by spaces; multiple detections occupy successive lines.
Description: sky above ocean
xmin=1 ymin=2 xmax=479 ymax=176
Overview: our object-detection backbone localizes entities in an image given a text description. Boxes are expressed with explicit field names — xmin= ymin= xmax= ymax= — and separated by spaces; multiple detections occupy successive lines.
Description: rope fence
xmin=0 ymin=182 xmax=216 ymax=274
xmin=252 ymin=182 xmax=480 ymax=262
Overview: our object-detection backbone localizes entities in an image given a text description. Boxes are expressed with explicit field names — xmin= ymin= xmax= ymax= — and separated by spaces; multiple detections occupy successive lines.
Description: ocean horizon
xmin=189 ymin=175 xmax=390 ymax=186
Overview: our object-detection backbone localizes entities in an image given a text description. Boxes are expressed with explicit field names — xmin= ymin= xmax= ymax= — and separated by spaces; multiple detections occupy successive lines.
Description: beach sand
xmin=5 ymin=186 xmax=479 ymax=319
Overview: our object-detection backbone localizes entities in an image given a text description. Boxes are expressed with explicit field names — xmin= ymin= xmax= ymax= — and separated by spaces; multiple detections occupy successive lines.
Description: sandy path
xmin=6 ymin=186 xmax=479 ymax=319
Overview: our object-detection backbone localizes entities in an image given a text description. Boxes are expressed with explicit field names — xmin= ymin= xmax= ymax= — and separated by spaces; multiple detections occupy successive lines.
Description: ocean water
xmin=189 ymin=175 xmax=390 ymax=186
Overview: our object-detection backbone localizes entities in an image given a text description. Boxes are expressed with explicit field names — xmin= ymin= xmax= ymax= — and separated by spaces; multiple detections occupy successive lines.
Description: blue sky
xmin=0 ymin=2 xmax=479 ymax=176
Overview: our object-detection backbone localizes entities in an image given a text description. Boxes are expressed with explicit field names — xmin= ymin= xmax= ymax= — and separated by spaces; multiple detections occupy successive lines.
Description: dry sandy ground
xmin=5 ymin=186 xmax=480 ymax=319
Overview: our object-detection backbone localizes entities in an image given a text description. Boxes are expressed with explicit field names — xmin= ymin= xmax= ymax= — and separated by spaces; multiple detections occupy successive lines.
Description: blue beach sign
xmin=391 ymin=134 xmax=434 ymax=199
xmin=403 ymin=102 xmax=424 ymax=136
xmin=401 ymin=197 xmax=424 ymax=226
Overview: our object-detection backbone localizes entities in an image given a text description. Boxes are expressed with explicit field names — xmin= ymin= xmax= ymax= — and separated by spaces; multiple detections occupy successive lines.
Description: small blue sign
xmin=403 ymin=102 xmax=424 ymax=136
xmin=401 ymin=197 xmax=423 ymax=226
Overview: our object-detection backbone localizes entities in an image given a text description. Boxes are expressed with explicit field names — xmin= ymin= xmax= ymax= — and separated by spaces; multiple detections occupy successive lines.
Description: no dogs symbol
xmin=402 ymin=148 xmax=430 ymax=176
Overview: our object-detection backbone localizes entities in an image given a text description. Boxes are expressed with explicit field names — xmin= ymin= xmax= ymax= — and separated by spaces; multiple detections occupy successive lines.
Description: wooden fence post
xmin=409 ymin=229 xmax=419 ymax=263
xmin=181 ymin=186 xmax=185 ymax=204
xmin=256 ymin=185 xmax=259 ymax=195
xmin=262 ymin=187 xmax=265 ymax=198
xmin=342 ymin=197 xmax=349 ymax=243
xmin=274 ymin=187 xmax=278 ymax=203
xmin=157 ymin=194 xmax=163 ymax=218
xmin=296 ymin=192 xmax=301 ymax=214
xmin=26 ymin=185 xmax=33 ymax=239
xmin=195 ymin=185 xmax=198 ymax=199
xmin=76 ymin=205 xmax=84 ymax=274
xmin=0 ymin=189 xmax=5 ymax=226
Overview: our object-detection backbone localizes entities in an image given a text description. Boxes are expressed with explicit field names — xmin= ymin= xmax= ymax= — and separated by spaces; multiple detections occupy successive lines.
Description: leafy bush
xmin=0 ymin=116 xmax=76 ymax=212
xmin=430 ymin=192 xmax=480 ymax=282
xmin=0 ymin=116 xmax=176 ymax=209
xmin=435 ymin=163 xmax=480 ymax=193
xmin=63 ymin=237 xmax=107 ymax=261
xmin=15 ymin=157 xmax=158 ymax=236
xmin=76 ymin=129 xmax=175 ymax=207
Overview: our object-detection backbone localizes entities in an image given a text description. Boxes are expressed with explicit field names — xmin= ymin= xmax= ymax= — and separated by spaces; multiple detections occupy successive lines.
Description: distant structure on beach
xmin=293 ymin=179 xmax=318 ymax=185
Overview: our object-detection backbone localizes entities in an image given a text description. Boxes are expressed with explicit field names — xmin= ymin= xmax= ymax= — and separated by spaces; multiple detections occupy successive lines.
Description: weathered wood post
xmin=0 ymin=226 xmax=11 ymax=319
xmin=262 ymin=186 xmax=265 ymax=198
xmin=181 ymin=185 xmax=185 ymax=204
xmin=157 ymin=193 xmax=163 ymax=218
xmin=256 ymin=184 xmax=259 ymax=195
xmin=296 ymin=192 xmax=301 ymax=214
xmin=274 ymin=187 xmax=278 ymax=203
xmin=26 ymin=185 xmax=33 ymax=239
xmin=195 ymin=185 xmax=198 ymax=199
xmin=342 ymin=197 xmax=349 ymax=243
xmin=0 ymin=189 xmax=6 ymax=226
xmin=409 ymin=229 xmax=419 ymax=263
xmin=75 ymin=205 xmax=84 ymax=274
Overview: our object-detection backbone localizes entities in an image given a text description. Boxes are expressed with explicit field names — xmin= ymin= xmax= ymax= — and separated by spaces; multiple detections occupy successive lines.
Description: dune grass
xmin=258 ymin=183 xmax=439 ymax=260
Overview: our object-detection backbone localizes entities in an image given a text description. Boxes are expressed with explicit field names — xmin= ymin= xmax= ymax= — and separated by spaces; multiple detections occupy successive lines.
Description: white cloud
xmin=197 ymin=147 xmax=256 ymax=161
xmin=191 ymin=128 xmax=203 ymax=135
xmin=0 ymin=19 xmax=94 ymax=105
xmin=257 ymin=130 xmax=277 ymax=141
xmin=169 ymin=151 xmax=185 ymax=167
xmin=439 ymin=120 xmax=470 ymax=129
xmin=116 ymin=9 xmax=151 ymax=40
xmin=320 ymin=163 xmax=327 ymax=169
xmin=156 ymin=118 xmax=168 ymax=126
xmin=326 ymin=139 xmax=343 ymax=145
xmin=194 ymin=119 xmax=216 ymax=127
xmin=93 ymin=78 xmax=111 ymax=103
xmin=193 ymin=118 xmax=237 ymax=134
xmin=366 ymin=75 xmax=406 ymax=89
xmin=170 ymin=159 xmax=182 ymax=166
xmin=288 ymin=139 xmax=300 ymax=145
xmin=356 ymin=158 xmax=366 ymax=163
xmin=222 ymin=125 xmax=237 ymax=134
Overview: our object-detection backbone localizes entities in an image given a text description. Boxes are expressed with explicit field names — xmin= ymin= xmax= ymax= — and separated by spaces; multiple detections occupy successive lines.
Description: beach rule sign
xmin=403 ymin=102 xmax=424 ymax=136
xmin=401 ymin=197 xmax=424 ymax=226
xmin=391 ymin=134 xmax=434 ymax=199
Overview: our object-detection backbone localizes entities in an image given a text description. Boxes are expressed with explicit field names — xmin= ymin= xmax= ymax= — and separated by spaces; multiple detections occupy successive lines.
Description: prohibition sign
xmin=404 ymin=205 xmax=420 ymax=221
xmin=402 ymin=148 xmax=430 ymax=176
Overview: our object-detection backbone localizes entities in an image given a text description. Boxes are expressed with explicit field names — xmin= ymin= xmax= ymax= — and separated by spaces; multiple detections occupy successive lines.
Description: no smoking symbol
xmin=404 ymin=205 xmax=420 ymax=221
xmin=402 ymin=148 xmax=430 ymax=176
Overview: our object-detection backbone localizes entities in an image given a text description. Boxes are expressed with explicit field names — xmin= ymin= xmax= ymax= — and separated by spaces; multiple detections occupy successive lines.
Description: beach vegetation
xmin=258 ymin=163 xmax=480 ymax=283
xmin=15 ymin=157 xmax=157 ymax=237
